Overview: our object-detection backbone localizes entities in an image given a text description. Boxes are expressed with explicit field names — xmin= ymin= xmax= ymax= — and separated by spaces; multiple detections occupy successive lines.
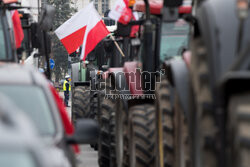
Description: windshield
xmin=0 ymin=17 xmax=6 ymax=60
xmin=0 ymin=85 xmax=56 ymax=136
xmin=0 ymin=150 xmax=37 ymax=167
xmin=160 ymin=19 xmax=190 ymax=61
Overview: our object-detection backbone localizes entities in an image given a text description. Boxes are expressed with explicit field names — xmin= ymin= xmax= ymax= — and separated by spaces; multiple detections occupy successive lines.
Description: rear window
xmin=160 ymin=19 xmax=190 ymax=61
xmin=0 ymin=85 xmax=56 ymax=136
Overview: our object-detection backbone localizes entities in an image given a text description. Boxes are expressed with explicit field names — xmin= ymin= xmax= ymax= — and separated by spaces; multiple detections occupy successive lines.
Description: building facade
xmin=71 ymin=0 xmax=115 ymax=15
xmin=20 ymin=0 xmax=41 ymax=21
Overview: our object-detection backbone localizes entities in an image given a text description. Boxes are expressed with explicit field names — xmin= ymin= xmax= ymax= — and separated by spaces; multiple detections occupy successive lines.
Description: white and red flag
xmin=55 ymin=2 xmax=109 ymax=60
xmin=12 ymin=10 xmax=24 ymax=48
xmin=108 ymin=0 xmax=132 ymax=25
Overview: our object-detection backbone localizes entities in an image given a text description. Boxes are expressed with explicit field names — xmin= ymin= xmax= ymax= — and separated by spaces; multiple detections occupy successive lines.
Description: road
xmin=59 ymin=92 xmax=99 ymax=167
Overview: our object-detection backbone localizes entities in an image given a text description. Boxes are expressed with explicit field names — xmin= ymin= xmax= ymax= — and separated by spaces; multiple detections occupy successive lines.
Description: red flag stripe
xmin=60 ymin=26 xmax=87 ymax=54
xmin=83 ymin=20 xmax=109 ymax=60
xmin=12 ymin=10 xmax=24 ymax=48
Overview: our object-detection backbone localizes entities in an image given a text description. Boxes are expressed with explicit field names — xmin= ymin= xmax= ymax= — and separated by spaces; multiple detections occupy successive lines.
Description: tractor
xmin=97 ymin=0 xmax=191 ymax=167
xmin=155 ymin=0 xmax=250 ymax=166
xmin=0 ymin=0 xmax=55 ymax=78
xmin=151 ymin=1 xmax=192 ymax=167
xmin=70 ymin=14 xmax=140 ymax=152
xmin=0 ymin=0 xmax=19 ymax=62
xmin=70 ymin=22 xmax=128 ymax=124
xmin=71 ymin=43 xmax=107 ymax=122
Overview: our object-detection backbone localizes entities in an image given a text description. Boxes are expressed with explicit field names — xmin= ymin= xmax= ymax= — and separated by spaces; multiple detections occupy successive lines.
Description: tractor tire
xmin=190 ymin=38 xmax=217 ymax=167
xmin=155 ymin=77 xmax=174 ymax=167
xmin=112 ymin=99 xmax=128 ymax=167
xmin=72 ymin=86 xmax=91 ymax=122
xmin=228 ymin=92 xmax=250 ymax=167
xmin=155 ymin=77 xmax=190 ymax=167
xmin=128 ymin=105 xmax=155 ymax=167
xmin=122 ymin=101 xmax=130 ymax=167
xmin=72 ymin=86 xmax=98 ymax=150
xmin=98 ymin=80 xmax=116 ymax=167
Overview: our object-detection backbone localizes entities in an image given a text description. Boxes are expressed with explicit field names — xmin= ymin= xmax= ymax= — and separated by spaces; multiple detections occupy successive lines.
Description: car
xmin=0 ymin=93 xmax=62 ymax=167
xmin=0 ymin=64 xmax=99 ymax=167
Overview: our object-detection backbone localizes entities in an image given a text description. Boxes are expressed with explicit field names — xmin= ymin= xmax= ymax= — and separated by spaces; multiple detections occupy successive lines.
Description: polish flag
xmin=130 ymin=12 xmax=139 ymax=37
xmin=108 ymin=0 xmax=133 ymax=25
xmin=55 ymin=2 xmax=109 ymax=60
xmin=12 ymin=10 xmax=24 ymax=48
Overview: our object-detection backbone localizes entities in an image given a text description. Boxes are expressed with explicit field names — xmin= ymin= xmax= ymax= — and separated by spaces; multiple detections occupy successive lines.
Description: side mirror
xmin=66 ymin=119 xmax=99 ymax=144
xmin=39 ymin=5 xmax=55 ymax=31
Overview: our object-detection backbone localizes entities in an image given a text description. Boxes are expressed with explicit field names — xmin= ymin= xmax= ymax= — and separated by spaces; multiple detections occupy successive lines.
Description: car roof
xmin=0 ymin=64 xmax=48 ymax=86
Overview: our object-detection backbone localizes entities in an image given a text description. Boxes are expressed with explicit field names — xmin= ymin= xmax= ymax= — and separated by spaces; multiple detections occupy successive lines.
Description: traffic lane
xmin=59 ymin=92 xmax=98 ymax=167
xmin=59 ymin=91 xmax=71 ymax=118
xmin=77 ymin=145 xmax=98 ymax=167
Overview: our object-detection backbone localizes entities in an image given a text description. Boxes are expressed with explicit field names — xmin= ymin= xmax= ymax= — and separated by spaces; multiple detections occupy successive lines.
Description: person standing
xmin=63 ymin=75 xmax=71 ymax=107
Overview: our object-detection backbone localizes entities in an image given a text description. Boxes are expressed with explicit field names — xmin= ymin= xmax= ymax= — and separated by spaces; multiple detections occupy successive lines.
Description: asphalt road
xmin=77 ymin=145 xmax=99 ymax=167
xmin=59 ymin=92 xmax=99 ymax=167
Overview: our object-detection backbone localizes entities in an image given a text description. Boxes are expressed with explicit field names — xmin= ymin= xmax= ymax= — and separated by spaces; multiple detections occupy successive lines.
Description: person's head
xmin=39 ymin=68 xmax=45 ymax=74
xmin=65 ymin=75 xmax=70 ymax=81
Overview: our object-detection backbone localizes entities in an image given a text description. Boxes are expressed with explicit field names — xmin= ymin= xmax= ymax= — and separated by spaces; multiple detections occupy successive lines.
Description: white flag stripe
xmin=55 ymin=3 xmax=94 ymax=40
xmin=108 ymin=0 xmax=127 ymax=21
xmin=182 ymin=0 xmax=192 ymax=6
xmin=80 ymin=2 xmax=103 ymax=59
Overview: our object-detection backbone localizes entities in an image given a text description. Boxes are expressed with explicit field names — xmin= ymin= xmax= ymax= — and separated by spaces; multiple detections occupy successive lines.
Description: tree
xmin=47 ymin=0 xmax=77 ymax=82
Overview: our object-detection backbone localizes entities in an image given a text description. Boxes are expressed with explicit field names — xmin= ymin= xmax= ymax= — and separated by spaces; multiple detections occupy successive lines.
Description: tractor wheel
xmin=72 ymin=86 xmax=98 ymax=150
xmin=112 ymin=99 xmax=128 ymax=167
xmin=90 ymin=95 xmax=98 ymax=150
xmin=228 ymin=92 xmax=250 ymax=167
xmin=98 ymin=80 xmax=116 ymax=167
xmin=72 ymin=86 xmax=90 ymax=122
xmin=155 ymin=77 xmax=174 ymax=167
xmin=190 ymin=38 xmax=217 ymax=167
xmin=121 ymin=101 xmax=130 ymax=167
xmin=128 ymin=105 xmax=155 ymax=167
xmin=155 ymin=77 xmax=190 ymax=167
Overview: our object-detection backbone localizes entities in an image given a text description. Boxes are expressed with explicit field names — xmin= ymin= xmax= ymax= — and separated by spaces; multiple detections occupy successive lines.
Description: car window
xmin=0 ymin=150 xmax=37 ymax=167
xmin=160 ymin=19 xmax=190 ymax=61
xmin=0 ymin=85 xmax=56 ymax=136
xmin=0 ymin=17 xmax=6 ymax=60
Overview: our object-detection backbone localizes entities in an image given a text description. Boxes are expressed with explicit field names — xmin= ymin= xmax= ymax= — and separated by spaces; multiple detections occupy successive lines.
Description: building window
xmin=95 ymin=4 xmax=98 ymax=10
xmin=101 ymin=0 xmax=109 ymax=14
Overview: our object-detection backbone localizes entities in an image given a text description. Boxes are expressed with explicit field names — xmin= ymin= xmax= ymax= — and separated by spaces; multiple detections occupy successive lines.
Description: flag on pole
xmin=108 ymin=0 xmax=133 ymax=25
xmin=130 ymin=12 xmax=139 ymax=37
xmin=12 ymin=10 xmax=24 ymax=48
xmin=55 ymin=2 xmax=109 ymax=60
xmin=109 ymin=0 xmax=139 ymax=37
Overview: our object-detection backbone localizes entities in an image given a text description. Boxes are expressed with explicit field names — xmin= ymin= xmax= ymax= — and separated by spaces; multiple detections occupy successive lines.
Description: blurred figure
xmin=39 ymin=68 xmax=45 ymax=73
xmin=63 ymin=75 xmax=71 ymax=107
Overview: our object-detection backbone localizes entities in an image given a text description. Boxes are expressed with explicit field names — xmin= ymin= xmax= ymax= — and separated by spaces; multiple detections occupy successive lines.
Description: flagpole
xmin=109 ymin=34 xmax=125 ymax=57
